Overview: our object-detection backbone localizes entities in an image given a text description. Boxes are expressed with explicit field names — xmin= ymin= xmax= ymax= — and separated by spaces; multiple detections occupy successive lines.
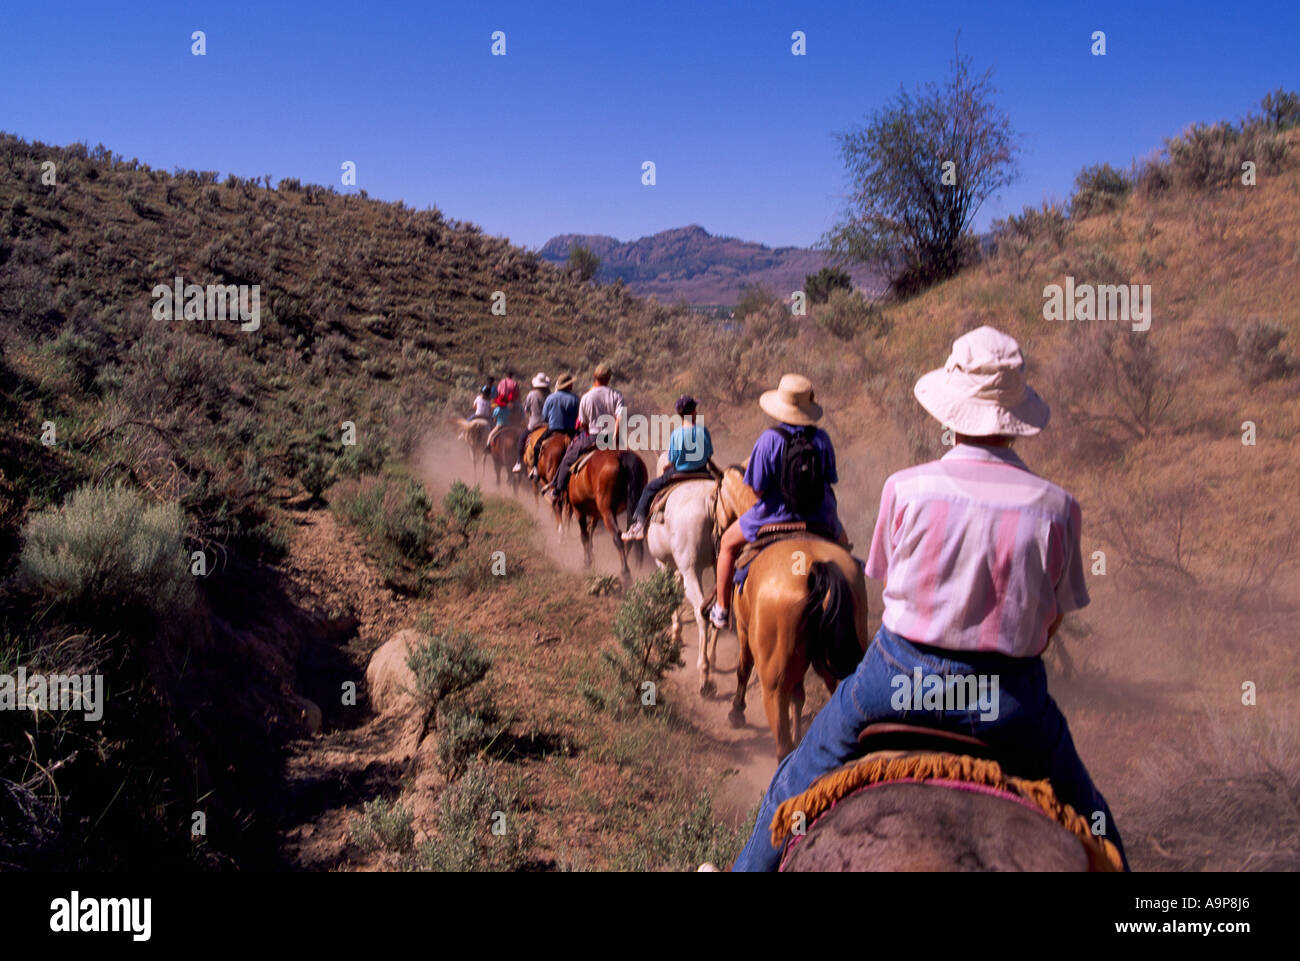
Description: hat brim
xmin=759 ymin=389 xmax=822 ymax=426
xmin=913 ymin=368 xmax=1050 ymax=437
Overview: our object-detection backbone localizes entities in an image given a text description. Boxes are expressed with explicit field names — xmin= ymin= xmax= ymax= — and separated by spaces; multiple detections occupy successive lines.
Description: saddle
xmin=571 ymin=446 xmax=600 ymax=479
xmin=646 ymin=468 xmax=721 ymax=523
xmin=522 ymin=426 xmax=547 ymax=470
xmin=733 ymin=521 xmax=836 ymax=574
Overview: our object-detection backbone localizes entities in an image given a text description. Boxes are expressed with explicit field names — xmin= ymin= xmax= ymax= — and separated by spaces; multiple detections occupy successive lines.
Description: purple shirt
xmin=865 ymin=443 xmax=1090 ymax=658
xmin=738 ymin=425 xmax=842 ymax=540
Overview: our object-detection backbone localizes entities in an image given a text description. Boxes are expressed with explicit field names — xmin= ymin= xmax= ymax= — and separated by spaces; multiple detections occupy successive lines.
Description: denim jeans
xmin=731 ymin=625 xmax=1128 ymax=871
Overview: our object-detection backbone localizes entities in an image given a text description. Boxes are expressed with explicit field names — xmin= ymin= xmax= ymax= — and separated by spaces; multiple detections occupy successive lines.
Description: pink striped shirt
xmin=865 ymin=444 xmax=1089 ymax=658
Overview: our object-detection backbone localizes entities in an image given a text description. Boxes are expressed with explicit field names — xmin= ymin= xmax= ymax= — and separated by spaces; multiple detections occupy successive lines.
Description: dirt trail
xmin=413 ymin=430 xmax=797 ymax=825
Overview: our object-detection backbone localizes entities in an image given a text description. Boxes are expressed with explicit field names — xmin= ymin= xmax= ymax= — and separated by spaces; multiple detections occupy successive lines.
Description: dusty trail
xmin=413 ymin=428 xmax=822 ymax=827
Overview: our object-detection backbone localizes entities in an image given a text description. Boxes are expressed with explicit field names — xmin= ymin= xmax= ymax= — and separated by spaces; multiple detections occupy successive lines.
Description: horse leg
xmin=676 ymin=557 xmax=714 ymax=697
xmin=763 ymin=687 xmax=794 ymax=760
xmin=601 ymin=508 xmax=628 ymax=580
xmin=730 ymin=616 xmax=752 ymax=727
xmin=579 ymin=514 xmax=593 ymax=567
xmin=792 ymin=679 xmax=807 ymax=746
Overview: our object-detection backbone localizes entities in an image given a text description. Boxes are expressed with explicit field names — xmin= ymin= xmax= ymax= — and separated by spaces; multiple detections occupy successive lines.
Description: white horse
xmin=645 ymin=453 xmax=722 ymax=696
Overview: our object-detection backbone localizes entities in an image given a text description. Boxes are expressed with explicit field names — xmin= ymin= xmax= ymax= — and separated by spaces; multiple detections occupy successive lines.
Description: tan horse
xmin=566 ymin=448 xmax=647 ymax=580
xmin=729 ymin=539 xmax=870 ymax=760
xmin=455 ymin=417 xmax=492 ymax=479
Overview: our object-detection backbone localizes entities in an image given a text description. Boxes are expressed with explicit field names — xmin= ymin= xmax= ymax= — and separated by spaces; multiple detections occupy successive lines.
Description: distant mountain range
xmin=538 ymin=225 xmax=884 ymax=306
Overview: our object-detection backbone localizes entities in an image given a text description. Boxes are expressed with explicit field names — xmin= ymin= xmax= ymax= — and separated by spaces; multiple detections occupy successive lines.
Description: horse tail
xmin=800 ymin=561 xmax=864 ymax=680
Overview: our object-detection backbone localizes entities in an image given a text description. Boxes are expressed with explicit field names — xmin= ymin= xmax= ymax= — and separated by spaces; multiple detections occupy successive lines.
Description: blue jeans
xmin=732 ymin=626 xmax=1128 ymax=871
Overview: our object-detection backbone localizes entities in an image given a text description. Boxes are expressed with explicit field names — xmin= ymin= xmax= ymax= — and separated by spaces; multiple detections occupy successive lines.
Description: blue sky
xmin=1 ymin=0 xmax=1295 ymax=250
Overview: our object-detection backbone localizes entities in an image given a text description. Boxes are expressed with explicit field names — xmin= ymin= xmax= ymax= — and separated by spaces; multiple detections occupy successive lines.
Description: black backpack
xmin=773 ymin=426 xmax=825 ymax=516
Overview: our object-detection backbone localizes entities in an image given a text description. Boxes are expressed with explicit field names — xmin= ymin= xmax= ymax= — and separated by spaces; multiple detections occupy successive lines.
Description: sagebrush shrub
xmin=349 ymin=797 xmax=414 ymax=853
xmin=1235 ymin=320 xmax=1291 ymax=385
xmin=582 ymin=567 xmax=683 ymax=713
xmin=814 ymin=287 xmax=887 ymax=341
xmin=406 ymin=630 xmax=492 ymax=722
xmin=413 ymin=762 xmax=531 ymax=872
xmin=1070 ymin=163 xmax=1131 ymax=218
xmin=19 ymin=483 xmax=195 ymax=621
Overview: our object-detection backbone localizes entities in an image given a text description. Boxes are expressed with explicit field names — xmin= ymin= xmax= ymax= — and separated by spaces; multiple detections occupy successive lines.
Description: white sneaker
xmin=512 ymin=462 xmax=523 ymax=473
xmin=709 ymin=604 xmax=729 ymax=629
xmin=622 ymin=521 xmax=646 ymax=541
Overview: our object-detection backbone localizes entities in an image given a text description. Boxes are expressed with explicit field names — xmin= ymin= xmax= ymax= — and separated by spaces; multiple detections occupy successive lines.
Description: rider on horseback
xmin=512 ymin=372 xmax=551 ymax=473
xmin=529 ymin=372 xmax=579 ymax=477
xmin=622 ymin=394 xmax=715 ymax=541
xmin=469 ymin=384 xmax=493 ymax=423
xmin=731 ymin=327 xmax=1128 ymax=872
xmin=708 ymin=374 xmax=848 ymax=629
xmin=546 ymin=363 xmax=625 ymax=503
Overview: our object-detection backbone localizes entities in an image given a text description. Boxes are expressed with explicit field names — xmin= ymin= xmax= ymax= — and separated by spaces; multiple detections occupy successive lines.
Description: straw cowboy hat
xmin=531 ymin=372 xmax=551 ymax=389
xmin=555 ymin=372 xmax=575 ymax=391
xmin=913 ymin=326 xmax=1050 ymax=437
xmin=759 ymin=374 xmax=823 ymax=426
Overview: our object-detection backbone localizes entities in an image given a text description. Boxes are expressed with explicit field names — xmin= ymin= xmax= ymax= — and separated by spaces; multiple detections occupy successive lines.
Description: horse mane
xmin=800 ymin=561 xmax=865 ymax=680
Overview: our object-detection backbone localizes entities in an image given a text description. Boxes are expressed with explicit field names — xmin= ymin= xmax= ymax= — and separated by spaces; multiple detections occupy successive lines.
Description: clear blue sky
xmin=2 ymin=0 xmax=1295 ymax=250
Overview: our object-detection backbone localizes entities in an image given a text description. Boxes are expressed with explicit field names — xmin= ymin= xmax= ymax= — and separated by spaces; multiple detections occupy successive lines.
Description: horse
xmin=645 ymin=454 xmax=723 ymax=696
xmin=454 ymin=417 xmax=492 ymax=479
xmin=730 ymin=537 xmax=870 ymax=760
xmin=534 ymin=432 xmax=573 ymax=537
xmin=772 ymin=725 xmax=1123 ymax=871
xmin=779 ymin=781 xmax=1104 ymax=871
xmin=485 ymin=424 xmax=523 ymax=492
xmin=566 ymin=448 xmax=647 ymax=581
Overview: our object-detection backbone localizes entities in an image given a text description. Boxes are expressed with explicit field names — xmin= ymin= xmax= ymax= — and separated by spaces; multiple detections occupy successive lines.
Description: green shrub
xmin=814 ymin=287 xmax=887 ymax=341
xmin=349 ymin=797 xmax=414 ymax=853
xmin=435 ymin=703 xmax=498 ymax=779
xmin=333 ymin=473 xmax=433 ymax=561
xmin=406 ymin=630 xmax=492 ymax=728
xmin=582 ymin=567 xmax=683 ymax=714
xmin=442 ymin=481 xmax=483 ymax=532
xmin=411 ymin=762 xmax=531 ymax=872
xmin=19 ymin=483 xmax=195 ymax=621
xmin=1070 ymin=163 xmax=1131 ymax=218
xmin=733 ymin=284 xmax=777 ymax=322
xmin=803 ymin=266 xmax=852 ymax=305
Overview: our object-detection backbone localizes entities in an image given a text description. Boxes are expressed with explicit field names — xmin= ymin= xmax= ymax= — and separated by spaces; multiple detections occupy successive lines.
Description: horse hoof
xmin=728 ymin=708 xmax=746 ymax=728
xmin=700 ymin=679 xmax=716 ymax=697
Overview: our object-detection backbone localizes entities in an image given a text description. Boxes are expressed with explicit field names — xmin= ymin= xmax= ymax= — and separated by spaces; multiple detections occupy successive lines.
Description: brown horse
xmin=485 ymin=425 xmax=523 ymax=492
xmin=730 ymin=538 xmax=870 ymax=759
xmin=535 ymin=432 xmax=573 ymax=534
xmin=566 ymin=448 xmax=647 ymax=580
xmin=455 ymin=417 xmax=492 ymax=479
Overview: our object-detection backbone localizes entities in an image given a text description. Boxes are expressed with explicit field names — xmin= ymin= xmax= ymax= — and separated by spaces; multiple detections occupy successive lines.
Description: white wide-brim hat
xmin=531 ymin=372 xmax=551 ymax=389
xmin=913 ymin=326 xmax=1050 ymax=437
xmin=759 ymin=373 xmax=823 ymax=426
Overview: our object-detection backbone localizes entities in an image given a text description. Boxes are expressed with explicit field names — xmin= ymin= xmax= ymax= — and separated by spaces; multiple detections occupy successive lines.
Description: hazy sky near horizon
xmin=2 ymin=0 xmax=1295 ymax=251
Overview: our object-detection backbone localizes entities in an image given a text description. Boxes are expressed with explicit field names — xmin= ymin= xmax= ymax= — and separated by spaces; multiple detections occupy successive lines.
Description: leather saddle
xmin=647 ymin=468 xmax=721 ymax=522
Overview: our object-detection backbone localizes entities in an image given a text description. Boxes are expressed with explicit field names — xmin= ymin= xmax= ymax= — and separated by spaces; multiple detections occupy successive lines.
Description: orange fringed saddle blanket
xmin=770 ymin=751 xmax=1124 ymax=872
